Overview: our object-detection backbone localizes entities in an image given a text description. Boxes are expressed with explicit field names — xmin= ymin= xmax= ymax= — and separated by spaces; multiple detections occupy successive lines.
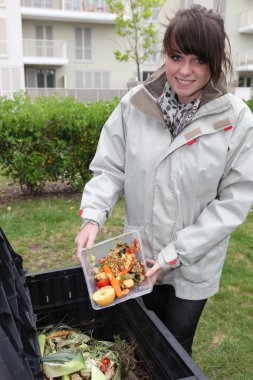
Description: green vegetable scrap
xmin=38 ymin=334 xmax=46 ymax=356
xmin=42 ymin=349 xmax=86 ymax=378
xmin=39 ymin=326 xmax=137 ymax=380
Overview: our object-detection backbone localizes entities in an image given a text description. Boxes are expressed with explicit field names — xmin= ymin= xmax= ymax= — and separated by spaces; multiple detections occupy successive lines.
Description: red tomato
xmin=102 ymin=358 xmax=110 ymax=365
xmin=95 ymin=279 xmax=110 ymax=288
xmin=126 ymin=248 xmax=135 ymax=254
xmin=133 ymin=238 xmax=140 ymax=251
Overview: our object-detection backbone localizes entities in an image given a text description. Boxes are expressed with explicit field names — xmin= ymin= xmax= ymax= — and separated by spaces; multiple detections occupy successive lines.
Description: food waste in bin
xmin=39 ymin=324 xmax=149 ymax=380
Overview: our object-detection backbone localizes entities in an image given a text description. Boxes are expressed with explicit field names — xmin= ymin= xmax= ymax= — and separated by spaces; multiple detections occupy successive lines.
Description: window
xmin=34 ymin=0 xmax=53 ymax=7
xmin=36 ymin=25 xmax=53 ymax=57
xmin=37 ymin=69 xmax=55 ymax=87
xmin=26 ymin=68 xmax=55 ymax=88
xmin=35 ymin=25 xmax=53 ymax=57
xmin=75 ymin=28 xmax=92 ymax=61
xmin=238 ymin=76 xmax=253 ymax=88
xmin=0 ymin=67 xmax=22 ymax=97
xmin=0 ymin=18 xmax=7 ymax=56
xmin=85 ymin=71 xmax=93 ymax=87
xmin=72 ymin=0 xmax=82 ymax=11
xmin=75 ymin=71 xmax=110 ymax=88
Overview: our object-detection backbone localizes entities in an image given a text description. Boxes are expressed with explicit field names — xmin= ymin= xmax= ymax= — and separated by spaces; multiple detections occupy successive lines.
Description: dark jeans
xmin=142 ymin=284 xmax=207 ymax=355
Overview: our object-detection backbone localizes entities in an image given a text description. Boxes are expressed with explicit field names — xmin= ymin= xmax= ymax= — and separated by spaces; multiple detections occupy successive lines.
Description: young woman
xmin=75 ymin=5 xmax=253 ymax=355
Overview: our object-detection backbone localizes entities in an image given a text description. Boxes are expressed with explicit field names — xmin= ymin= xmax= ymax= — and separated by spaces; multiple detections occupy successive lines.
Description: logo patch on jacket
xmin=213 ymin=118 xmax=231 ymax=130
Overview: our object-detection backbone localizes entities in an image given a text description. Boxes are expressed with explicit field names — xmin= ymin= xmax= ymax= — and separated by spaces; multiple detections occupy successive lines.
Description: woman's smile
xmin=176 ymin=78 xmax=195 ymax=85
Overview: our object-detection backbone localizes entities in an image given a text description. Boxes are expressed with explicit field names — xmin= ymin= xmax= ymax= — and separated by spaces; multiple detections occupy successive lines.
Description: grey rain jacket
xmin=80 ymin=66 xmax=253 ymax=300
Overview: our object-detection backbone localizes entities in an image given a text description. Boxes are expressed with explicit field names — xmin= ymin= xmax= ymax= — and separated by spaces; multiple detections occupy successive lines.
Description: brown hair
xmin=163 ymin=4 xmax=232 ymax=83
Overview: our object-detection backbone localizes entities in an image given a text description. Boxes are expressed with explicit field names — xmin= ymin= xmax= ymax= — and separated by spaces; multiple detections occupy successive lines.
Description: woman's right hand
xmin=145 ymin=258 xmax=164 ymax=286
xmin=75 ymin=223 xmax=99 ymax=260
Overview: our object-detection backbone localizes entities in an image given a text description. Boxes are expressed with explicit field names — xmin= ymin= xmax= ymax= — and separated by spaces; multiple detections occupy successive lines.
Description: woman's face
xmin=165 ymin=51 xmax=211 ymax=104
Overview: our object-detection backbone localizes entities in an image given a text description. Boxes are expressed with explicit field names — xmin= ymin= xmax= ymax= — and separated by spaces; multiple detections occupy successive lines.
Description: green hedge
xmin=246 ymin=98 xmax=253 ymax=112
xmin=0 ymin=92 xmax=119 ymax=194
xmin=0 ymin=92 xmax=252 ymax=195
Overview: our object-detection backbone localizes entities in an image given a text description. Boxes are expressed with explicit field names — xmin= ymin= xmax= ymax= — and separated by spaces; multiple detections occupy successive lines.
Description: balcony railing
xmin=26 ymin=88 xmax=127 ymax=103
xmin=237 ymin=50 xmax=253 ymax=67
xmin=23 ymin=39 xmax=67 ymax=59
xmin=21 ymin=0 xmax=109 ymax=13
xmin=240 ymin=9 xmax=253 ymax=27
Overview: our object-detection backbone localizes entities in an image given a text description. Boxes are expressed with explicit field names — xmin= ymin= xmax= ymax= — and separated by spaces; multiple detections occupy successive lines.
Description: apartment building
xmin=0 ymin=0 xmax=252 ymax=101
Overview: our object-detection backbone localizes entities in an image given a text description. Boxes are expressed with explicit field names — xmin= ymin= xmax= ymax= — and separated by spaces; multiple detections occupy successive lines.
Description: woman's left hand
xmin=145 ymin=258 xmax=163 ymax=286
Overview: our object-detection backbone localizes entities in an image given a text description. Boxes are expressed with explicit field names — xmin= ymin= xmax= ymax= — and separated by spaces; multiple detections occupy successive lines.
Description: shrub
xmin=0 ymin=91 xmax=119 ymax=194
xmin=63 ymin=97 xmax=120 ymax=190
xmin=246 ymin=98 xmax=253 ymax=112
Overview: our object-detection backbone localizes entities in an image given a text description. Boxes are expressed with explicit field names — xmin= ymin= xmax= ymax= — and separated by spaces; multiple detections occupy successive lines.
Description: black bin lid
xmin=0 ymin=228 xmax=44 ymax=380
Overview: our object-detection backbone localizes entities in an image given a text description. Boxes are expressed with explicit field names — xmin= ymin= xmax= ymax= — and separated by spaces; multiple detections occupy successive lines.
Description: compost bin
xmin=0 ymin=227 xmax=208 ymax=380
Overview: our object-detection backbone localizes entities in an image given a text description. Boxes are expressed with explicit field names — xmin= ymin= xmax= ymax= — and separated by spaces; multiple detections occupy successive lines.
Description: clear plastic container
xmin=80 ymin=231 xmax=153 ymax=310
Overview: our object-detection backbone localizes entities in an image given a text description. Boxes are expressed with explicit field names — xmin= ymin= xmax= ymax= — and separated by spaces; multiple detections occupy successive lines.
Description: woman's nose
xmin=179 ymin=61 xmax=193 ymax=75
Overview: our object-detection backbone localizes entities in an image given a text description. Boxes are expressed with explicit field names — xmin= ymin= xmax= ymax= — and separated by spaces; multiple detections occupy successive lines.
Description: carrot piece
xmin=47 ymin=330 xmax=75 ymax=339
xmin=103 ymin=264 xmax=129 ymax=298
xmin=120 ymin=261 xmax=133 ymax=275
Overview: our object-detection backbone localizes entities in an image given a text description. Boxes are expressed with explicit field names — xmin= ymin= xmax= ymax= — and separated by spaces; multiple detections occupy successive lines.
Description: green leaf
xmin=42 ymin=349 xmax=86 ymax=377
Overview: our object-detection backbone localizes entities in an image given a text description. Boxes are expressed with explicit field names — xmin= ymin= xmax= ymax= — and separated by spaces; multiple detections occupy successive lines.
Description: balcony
xmin=20 ymin=0 xmax=115 ymax=24
xmin=238 ymin=9 xmax=253 ymax=33
xmin=23 ymin=39 xmax=69 ymax=65
xmin=236 ymin=50 xmax=253 ymax=72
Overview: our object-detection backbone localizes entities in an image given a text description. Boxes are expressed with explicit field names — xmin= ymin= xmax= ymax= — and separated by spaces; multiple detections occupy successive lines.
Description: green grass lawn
xmin=0 ymin=181 xmax=252 ymax=379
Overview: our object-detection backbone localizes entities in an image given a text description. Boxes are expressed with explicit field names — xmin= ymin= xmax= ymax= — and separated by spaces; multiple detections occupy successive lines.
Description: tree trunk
xmin=136 ymin=59 xmax=141 ymax=82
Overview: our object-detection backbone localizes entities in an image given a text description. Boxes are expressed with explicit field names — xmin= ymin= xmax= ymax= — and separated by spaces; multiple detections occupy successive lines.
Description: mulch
xmin=0 ymin=181 xmax=80 ymax=205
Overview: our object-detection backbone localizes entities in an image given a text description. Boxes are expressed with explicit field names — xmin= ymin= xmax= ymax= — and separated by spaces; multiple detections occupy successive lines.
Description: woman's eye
xmin=196 ymin=57 xmax=205 ymax=64
xmin=171 ymin=55 xmax=181 ymax=61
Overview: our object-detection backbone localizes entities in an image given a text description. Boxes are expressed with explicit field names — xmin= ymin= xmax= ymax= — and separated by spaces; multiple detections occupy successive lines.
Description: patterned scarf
xmin=157 ymin=81 xmax=202 ymax=138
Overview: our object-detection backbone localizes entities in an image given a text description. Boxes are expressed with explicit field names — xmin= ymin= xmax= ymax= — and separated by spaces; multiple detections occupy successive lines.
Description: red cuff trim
xmin=168 ymin=259 xmax=177 ymax=265
xmin=187 ymin=139 xmax=196 ymax=145
xmin=224 ymin=125 xmax=233 ymax=131
xmin=79 ymin=209 xmax=83 ymax=216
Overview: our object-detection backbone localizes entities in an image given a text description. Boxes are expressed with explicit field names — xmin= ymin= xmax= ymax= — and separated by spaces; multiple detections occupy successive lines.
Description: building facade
xmin=0 ymin=0 xmax=252 ymax=101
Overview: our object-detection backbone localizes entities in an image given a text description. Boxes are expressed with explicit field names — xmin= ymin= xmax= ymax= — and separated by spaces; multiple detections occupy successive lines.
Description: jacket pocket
xmin=178 ymin=241 xmax=228 ymax=284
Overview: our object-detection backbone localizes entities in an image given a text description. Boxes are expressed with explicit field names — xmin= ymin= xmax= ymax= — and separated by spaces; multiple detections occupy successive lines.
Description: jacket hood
xmin=130 ymin=65 xmax=228 ymax=122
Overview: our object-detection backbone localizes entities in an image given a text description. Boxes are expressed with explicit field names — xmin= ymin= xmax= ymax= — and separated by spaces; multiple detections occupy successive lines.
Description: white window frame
xmin=238 ymin=76 xmax=253 ymax=88
xmin=33 ymin=0 xmax=53 ymax=7
xmin=75 ymin=71 xmax=110 ymax=89
xmin=35 ymin=25 xmax=53 ymax=57
xmin=75 ymin=27 xmax=92 ymax=62
xmin=26 ymin=68 xmax=55 ymax=88
xmin=0 ymin=67 xmax=22 ymax=97
xmin=0 ymin=18 xmax=7 ymax=57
